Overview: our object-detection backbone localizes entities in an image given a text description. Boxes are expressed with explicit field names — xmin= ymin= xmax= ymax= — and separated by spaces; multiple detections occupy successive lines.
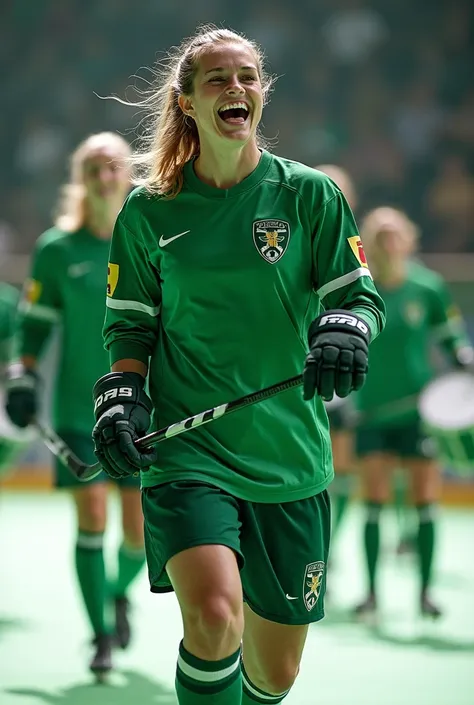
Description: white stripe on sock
xmin=241 ymin=668 xmax=289 ymax=702
xmin=76 ymin=533 xmax=104 ymax=550
xmin=120 ymin=543 xmax=145 ymax=559
xmin=177 ymin=652 xmax=240 ymax=683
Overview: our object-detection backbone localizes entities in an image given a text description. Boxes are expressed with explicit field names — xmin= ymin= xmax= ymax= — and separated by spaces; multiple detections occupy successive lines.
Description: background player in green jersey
xmin=0 ymin=282 xmax=35 ymax=475
xmin=353 ymin=206 xmax=473 ymax=620
xmin=315 ymin=165 xmax=358 ymax=545
xmin=5 ymin=133 xmax=145 ymax=678
xmin=90 ymin=25 xmax=385 ymax=705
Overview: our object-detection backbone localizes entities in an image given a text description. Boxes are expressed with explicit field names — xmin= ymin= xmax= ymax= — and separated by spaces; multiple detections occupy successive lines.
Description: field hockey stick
xmin=35 ymin=374 xmax=304 ymax=482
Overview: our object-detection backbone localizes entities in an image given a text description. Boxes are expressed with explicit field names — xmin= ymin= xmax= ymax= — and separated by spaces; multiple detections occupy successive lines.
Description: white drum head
xmin=419 ymin=371 xmax=474 ymax=430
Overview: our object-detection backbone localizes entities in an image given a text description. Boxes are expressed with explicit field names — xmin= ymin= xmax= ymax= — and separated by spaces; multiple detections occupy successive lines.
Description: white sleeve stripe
xmin=317 ymin=268 xmax=372 ymax=300
xmin=18 ymin=301 xmax=61 ymax=322
xmin=106 ymin=297 xmax=160 ymax=317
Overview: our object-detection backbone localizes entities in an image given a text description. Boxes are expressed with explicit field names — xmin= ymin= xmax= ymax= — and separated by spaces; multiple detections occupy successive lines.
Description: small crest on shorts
xmin=303 ymin=561 xmax=325 ymax=612
xmin=253 ymin=220 xmax=290 ymax=264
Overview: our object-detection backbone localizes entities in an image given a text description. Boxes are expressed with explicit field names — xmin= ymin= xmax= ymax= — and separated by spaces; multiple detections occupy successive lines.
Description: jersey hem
xmin=140 ymin=470 xmax=334 ymax=503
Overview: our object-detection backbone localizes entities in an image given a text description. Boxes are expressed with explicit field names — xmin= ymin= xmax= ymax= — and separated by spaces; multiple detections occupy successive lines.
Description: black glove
xmin=303 ymin=310 xmax=370 ymax=402
xmin=5 ymin=363 xmax=40 ymax=428
xmin=92 ymin=371 xmax=158 ymax=479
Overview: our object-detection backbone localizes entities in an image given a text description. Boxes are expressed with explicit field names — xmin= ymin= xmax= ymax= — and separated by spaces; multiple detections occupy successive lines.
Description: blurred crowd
xmin=2 ymin=0 xmax=474 ymax=256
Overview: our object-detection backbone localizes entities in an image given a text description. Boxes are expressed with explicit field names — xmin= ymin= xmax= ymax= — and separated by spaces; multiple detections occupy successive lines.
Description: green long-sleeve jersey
xmin=17 ymin=227 xmax=111 ymax=433
xmin=104 ymin=150 xmax=386 ymax=502
xmin=356 ymin=261 xmax=472 ymax=426
xmin=0 ymin=283 xmax=19 ymax=375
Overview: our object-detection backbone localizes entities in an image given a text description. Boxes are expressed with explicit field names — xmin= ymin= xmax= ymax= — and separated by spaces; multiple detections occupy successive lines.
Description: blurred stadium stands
xmin=1 ymin=0 xmax=474 ymax=277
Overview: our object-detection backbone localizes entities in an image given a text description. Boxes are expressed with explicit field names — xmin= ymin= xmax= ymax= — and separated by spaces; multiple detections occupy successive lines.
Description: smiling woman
xmin=92 ymin=23 xmax=386 ymax=705
xmin=117 ymin=25 xmax=274 ymax=196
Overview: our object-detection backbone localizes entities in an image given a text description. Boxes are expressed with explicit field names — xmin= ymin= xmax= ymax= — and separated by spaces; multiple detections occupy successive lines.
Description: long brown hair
xmin=122 ymin=24 xmax=274 ymax=198
xmin=54 ymin=132 xmax=131 ymax=232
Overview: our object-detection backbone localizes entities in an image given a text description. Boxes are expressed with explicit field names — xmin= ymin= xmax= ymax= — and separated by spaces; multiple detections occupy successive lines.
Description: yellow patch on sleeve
xmin=107 ymin=263 xmax=119 ymax=297
xmin=447 ymin=304 xmax=462 ymax=321
xmin=24 ymin=278 xmax=42 ymax=304
xmin=347 ymin=235 xmax=369 ymax=268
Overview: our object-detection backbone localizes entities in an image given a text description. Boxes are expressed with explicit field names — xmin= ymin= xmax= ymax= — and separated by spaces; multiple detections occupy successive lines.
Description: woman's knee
xmin=360 ymin=453 xmax=394 ymax=503
xmin=186 ymin=593 xmax=243 ymax=635
xmin=249 ymin=662 xmax=300 ymax=696
xmin=168 ymin=545 xmax=244 ymax=658
xmin=73 ymin=485 xmax=107 ymax=532
xmin=120 ymin=488 xmax=144 ymax=547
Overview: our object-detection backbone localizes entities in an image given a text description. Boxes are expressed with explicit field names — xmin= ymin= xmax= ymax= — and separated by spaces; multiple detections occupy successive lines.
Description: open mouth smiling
xmin=217 ymin=101 xmax=250 ymax=125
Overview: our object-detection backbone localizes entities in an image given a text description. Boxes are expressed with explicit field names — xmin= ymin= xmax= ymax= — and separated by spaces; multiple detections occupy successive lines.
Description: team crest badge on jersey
xmin=347 ymin=235 xmax=369 ymax=268
xmin=107 ymin=263 xmax=119 ymax=297
xmin=404 ymin=301 xmax=424 ymax=326
xmin=303 ymin=561 xmax=325 ymax=611
xmin=253 ymin=220 xmax=290 ymax=264
xmin=24 ymin=278 xmax=42 ymax=304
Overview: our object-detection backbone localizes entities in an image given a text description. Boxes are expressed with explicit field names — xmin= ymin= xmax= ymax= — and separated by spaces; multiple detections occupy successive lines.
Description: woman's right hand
xmin=92 ymin=371 xmax=158 ymax=479
xmin=5 ymin=364 xmax=40 ymax=428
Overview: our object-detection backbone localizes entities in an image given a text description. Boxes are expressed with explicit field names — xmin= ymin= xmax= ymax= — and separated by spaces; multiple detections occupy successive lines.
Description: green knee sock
xmin=393 ymin=470 xmax=408 ymax=533
xmin=75 ymin=531 xmax=110 ymax=637
xmin=364 ymin=503 xmax=382 ymax=595
xmin=113 ymin=542 xmax=146 ymax=598
xmin=175 ymin=641 xmax=242 ymax=704
xmin=416 ymin=504 xmax=436 ymax=592
xmin=242 ymin=660 xmax=290 ymax=703
xmin=330 ymin=473 xmax=353 ymax=537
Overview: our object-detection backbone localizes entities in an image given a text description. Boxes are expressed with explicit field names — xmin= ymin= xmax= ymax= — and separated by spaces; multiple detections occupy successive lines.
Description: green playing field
xmin=1 ymin=491 xmax=473 ymax=705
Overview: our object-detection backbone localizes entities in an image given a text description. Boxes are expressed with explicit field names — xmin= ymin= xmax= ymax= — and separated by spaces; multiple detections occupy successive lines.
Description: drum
xmin=418 ymin=371 xmax=474 ymax=475
xmin=0 ymin=391 xmax=37 ymax=477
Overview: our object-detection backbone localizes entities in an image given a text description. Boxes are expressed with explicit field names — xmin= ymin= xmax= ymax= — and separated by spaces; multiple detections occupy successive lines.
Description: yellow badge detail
xmin=447 ymin=304 xmax=461 ymax=321
xmin=347 ymin=235 xmax=369 ymax=268
xmin=24 ymin=279 xmax=42 ymax=304
xmin=107 ymin=263 xmax=119 ymax=297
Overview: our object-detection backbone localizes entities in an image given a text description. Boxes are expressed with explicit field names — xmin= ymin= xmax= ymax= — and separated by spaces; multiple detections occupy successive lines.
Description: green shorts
xmin=0 ymin=439 xmax=25 ymax=476
xmin=142 ymin=481 xmax=331 ymax=626
xmin=55 ymin=431 xmax=141 ymax=489
xmin=356 ymin=418 xmax=434 ymax=459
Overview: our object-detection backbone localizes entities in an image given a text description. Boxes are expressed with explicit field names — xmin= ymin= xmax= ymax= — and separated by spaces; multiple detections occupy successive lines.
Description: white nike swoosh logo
xmin=159 ymin=230 xmax=191 ymax=247
xmin=285 ymin=594 xmax=298 ymax=600
xmin=68 ymin=262 xmax=92 ymax=278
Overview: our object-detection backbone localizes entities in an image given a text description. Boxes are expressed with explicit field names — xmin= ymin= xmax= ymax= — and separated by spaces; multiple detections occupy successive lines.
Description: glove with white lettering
xmin=5 ymin=364 xmax=40 ymax=428
xmin=303 ymin=310 xmax=370 ymax=402
xmin=92 ymin=372 xmax=158 ymax=479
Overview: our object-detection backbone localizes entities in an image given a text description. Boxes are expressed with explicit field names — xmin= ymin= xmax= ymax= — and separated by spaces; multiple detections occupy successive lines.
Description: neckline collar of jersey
xmin=183 ymin=149 xmax=273 ymax=199
xmin=78 ymin=226 xmax=112 ymax=244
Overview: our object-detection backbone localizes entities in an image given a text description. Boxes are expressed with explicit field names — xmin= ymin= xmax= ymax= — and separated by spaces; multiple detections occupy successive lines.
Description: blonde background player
xmin=5 ymin=133 xmax=145 ymax=678
xmin=353 ymin=206 xmax=473 ymax=619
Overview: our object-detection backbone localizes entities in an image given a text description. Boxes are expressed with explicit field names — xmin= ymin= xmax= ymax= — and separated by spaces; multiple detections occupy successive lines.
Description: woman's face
xmin=367 ymin=209 xmax=415 ymax=265
xmin=83 ymin=147 xmax=130 ymax=208
xmin=180 ymin=42 xmax=264 ymax=148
